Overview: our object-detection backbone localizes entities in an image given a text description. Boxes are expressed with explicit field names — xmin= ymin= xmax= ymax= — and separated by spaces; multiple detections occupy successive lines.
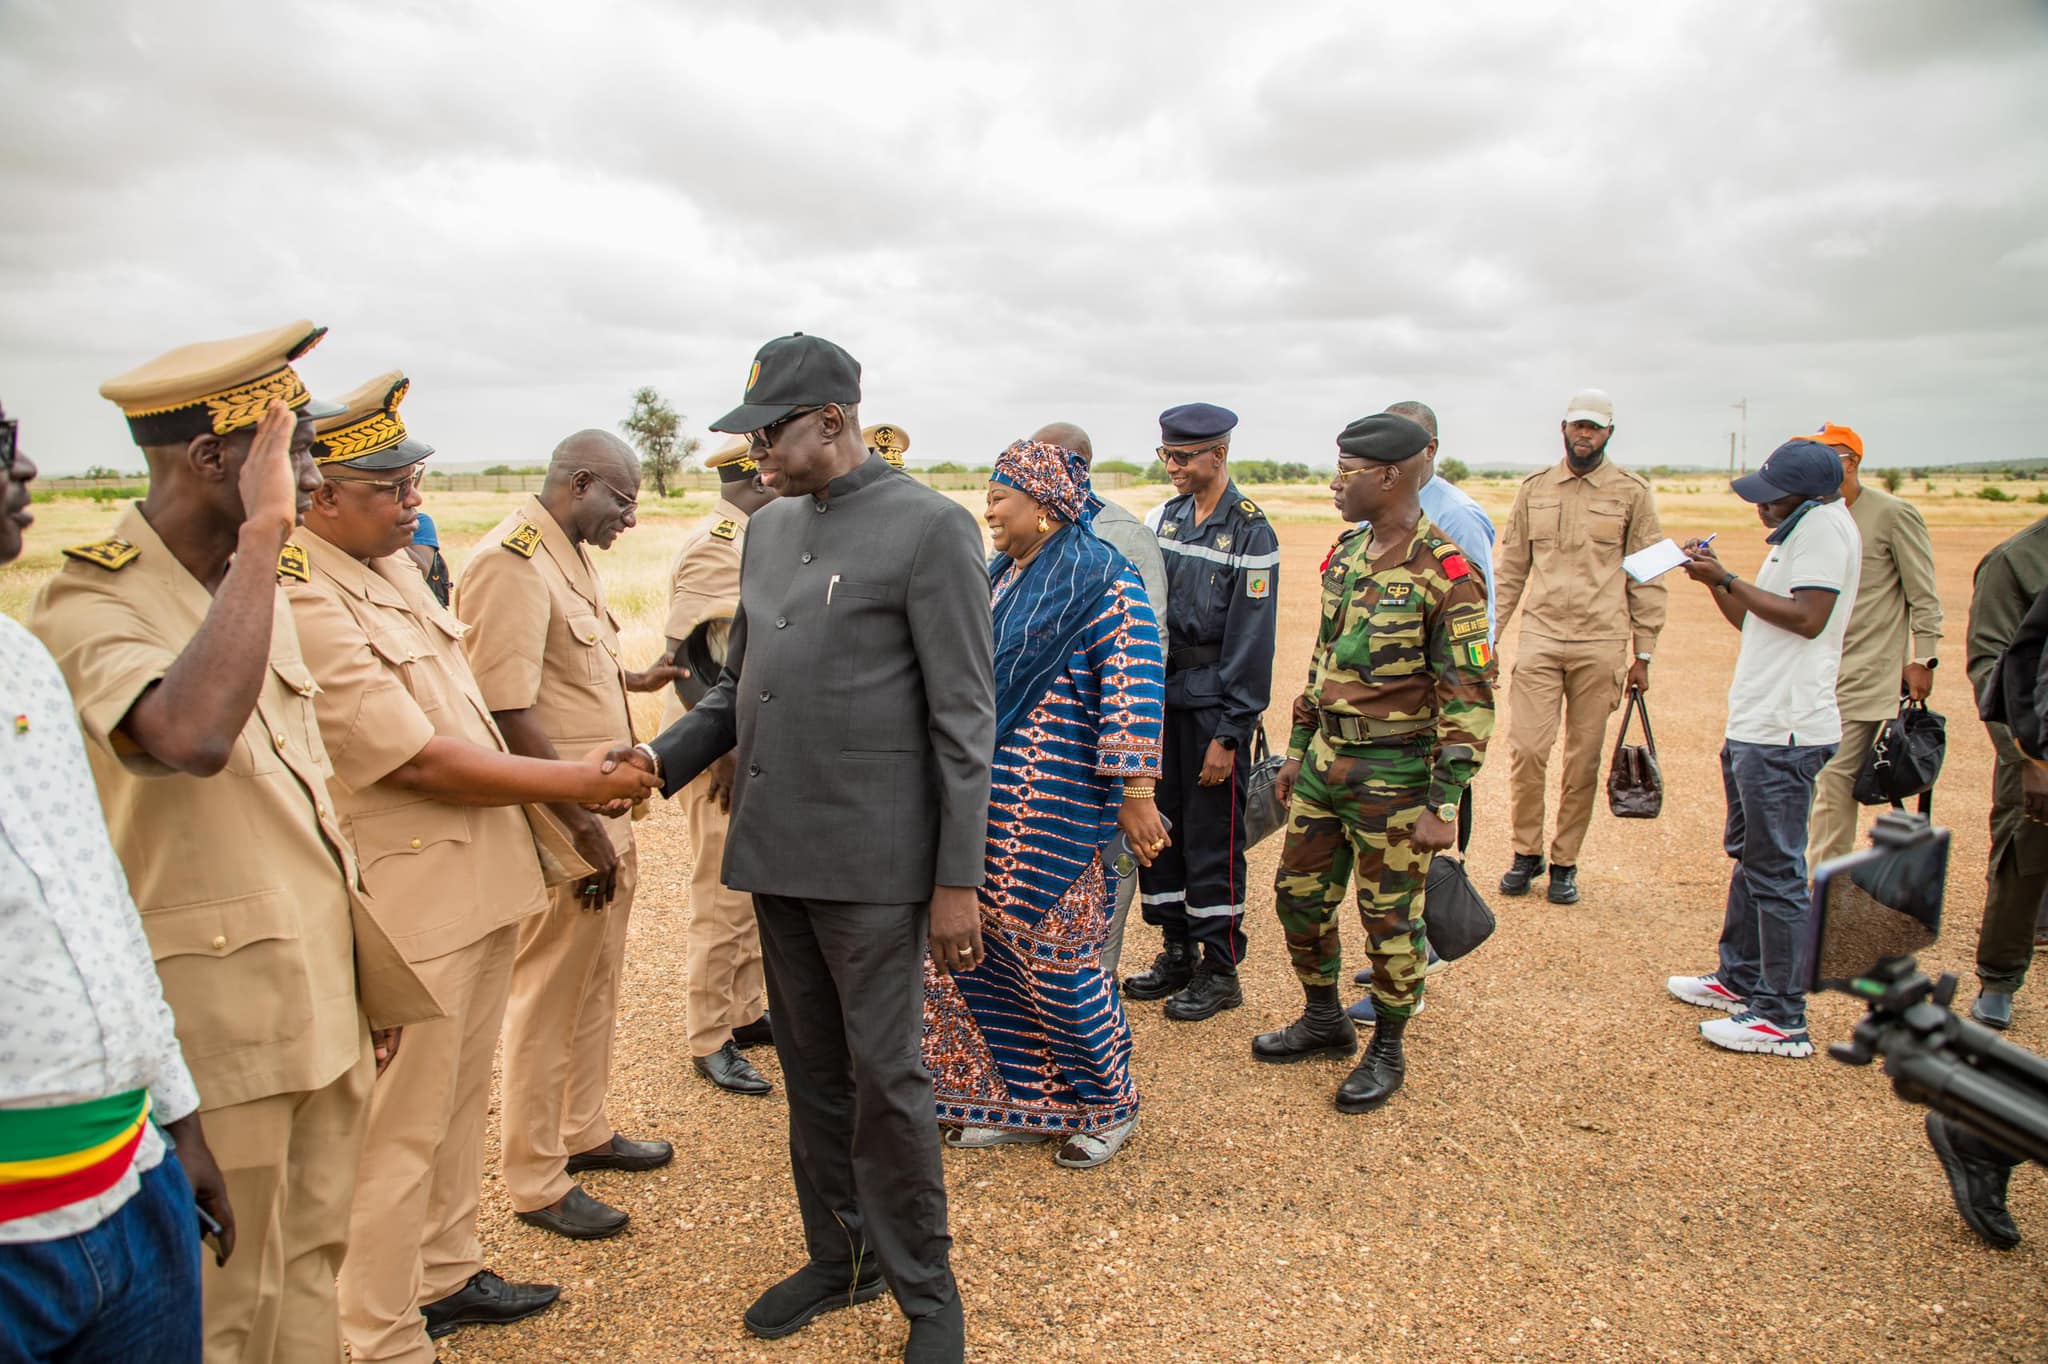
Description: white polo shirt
xmin=1724 ymin=500 xmax=1862 ymax=747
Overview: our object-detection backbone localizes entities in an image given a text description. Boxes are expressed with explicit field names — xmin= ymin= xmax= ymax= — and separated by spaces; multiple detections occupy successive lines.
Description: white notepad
xmin=1622 ymin=538 xmax=1691 ymax=583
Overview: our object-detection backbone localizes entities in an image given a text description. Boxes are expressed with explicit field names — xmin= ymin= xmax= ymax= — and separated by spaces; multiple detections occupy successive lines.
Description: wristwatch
xmin=1635 ymin=651 xmax=1653 ymax=663
xmin=632 ymin=742 xmax=663 ymax=783
xmin=1434 ymin=801 xmax=1458 ymax=824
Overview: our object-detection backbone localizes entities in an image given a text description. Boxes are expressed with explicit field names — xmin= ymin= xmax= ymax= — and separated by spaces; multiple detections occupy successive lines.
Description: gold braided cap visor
xmin=100 ymin=320 xmax=342 ymax=444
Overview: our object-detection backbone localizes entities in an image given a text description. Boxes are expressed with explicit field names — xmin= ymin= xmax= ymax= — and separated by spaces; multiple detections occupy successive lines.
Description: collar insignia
xmin=61 ymin=538 xmax=139 ymax=572
xmin=276 ymin=543 xmax=310 ymax=583
xmin=1215 ymin=534 xmax=1232 ymax=552
xmin=1160 ymin=521 xmax=1178 ymax=538
xmin=710 ymin=518 xmax=738 ymax=542
xmin=503 ymin=522 xmax=542 ymax=559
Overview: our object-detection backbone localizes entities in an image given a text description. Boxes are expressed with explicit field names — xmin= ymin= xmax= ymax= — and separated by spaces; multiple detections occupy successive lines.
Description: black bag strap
xmin=1252 ymin=724 xmax=1271 ymax=763
xmin=1616 ymin=686 xmax=1656 ymax=754
xmin=1456 ymin=786 xmax=1472 ymax=855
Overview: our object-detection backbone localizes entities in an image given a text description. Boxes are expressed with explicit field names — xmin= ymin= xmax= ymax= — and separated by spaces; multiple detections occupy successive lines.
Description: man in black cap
xmin=1256 ymin=414 xmax=1494 ymax=1111
xmin=1667 ymin=438 xmax=1860 ymax=1060
xmin=615 ymin=334 xmax=992 ymax=1363
xmin=1126 ymin=402 xmax=1279 ymax=1020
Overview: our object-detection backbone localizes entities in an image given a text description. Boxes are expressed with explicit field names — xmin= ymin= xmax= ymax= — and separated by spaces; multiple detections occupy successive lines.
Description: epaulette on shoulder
xmin=709 ymin=518 xmax=738 ymax=542
xmin=1520 ymin=467 xmax=1548 ymax=484
xmin=1238 ymin=497 xmax=1265 ymax=520
xmin=1430 ymin=539 xmax=1473 ymax=580
xmin=502 ymin=522 xmax=542 ymax=558
xmin=1337 ymin=524 xmax=1368 ymax=543
xmin=1614 ymin=465 xmax=1651 ymax=488
xmin=276 ymin=543 xmax=310 ymax=583
xmin=61 ymin=538 xmax=139 ymax=572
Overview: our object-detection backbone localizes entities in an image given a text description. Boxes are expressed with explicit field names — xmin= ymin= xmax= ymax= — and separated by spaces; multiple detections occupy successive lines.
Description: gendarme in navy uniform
xmin=1127 ymin=402 xmax=1279 ymax=1020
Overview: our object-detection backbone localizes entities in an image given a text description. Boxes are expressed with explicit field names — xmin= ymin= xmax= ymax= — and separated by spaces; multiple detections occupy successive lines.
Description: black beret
xmin=1336 ymin=413 xmax=1432 ymax=463
xmin=1159 ymin=402 xmax=1238 ymax=446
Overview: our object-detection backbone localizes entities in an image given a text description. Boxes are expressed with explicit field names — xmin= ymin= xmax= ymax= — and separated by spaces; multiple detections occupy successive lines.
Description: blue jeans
xmin=1717 ymin=740 xmax=1835 ymax=1028
xmin=0 ymin=1148 xmax=202 ymax=1364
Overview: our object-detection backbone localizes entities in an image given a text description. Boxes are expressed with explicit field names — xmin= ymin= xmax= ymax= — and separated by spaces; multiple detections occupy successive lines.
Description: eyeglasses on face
xmin=749 ymin=405 xmax=827 ymax=453
xmin=1155 ymin=441 xmax=1227 ymax=466
xmin=0 ymin=418 xmax=17 ymax=471
xmin=326 ymin=468 xmax=426 ymax=500
xmin=581 ymin=469 xmax=638 ymax=513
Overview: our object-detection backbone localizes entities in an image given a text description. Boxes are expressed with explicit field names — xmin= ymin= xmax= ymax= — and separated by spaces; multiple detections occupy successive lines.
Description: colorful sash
xmin=0 ymin=1090 xmax=151 ymax=1222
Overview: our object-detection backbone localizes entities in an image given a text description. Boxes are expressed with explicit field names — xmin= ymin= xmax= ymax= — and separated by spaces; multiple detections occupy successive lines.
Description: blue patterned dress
xmin=923 ymin=562 xmax=1165 ymax=1135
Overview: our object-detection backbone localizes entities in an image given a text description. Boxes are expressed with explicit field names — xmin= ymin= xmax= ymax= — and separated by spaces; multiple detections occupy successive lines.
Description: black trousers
xmin=1978 ymin=754 xmax=2048 ymax=995
xmin=752 ymin=894 xmax=957 ymax=1320
xmin=1138 ymin=704 xmax=1250 ymax=966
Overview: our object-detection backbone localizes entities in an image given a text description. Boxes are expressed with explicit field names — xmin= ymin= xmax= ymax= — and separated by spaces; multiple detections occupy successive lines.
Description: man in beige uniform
xmin=662 ymin=438 xmax=778 ymax=1094
xmin=1492 ymin=388 xmax=1667 ymax=906
xmin=29 ymin=323 xmax=438 ymax=1364
xmin=864 ymin=421 xmax=910 ymax=468
xmin=1803 ymin=422 xmax=1943 ymax=866
xmin=285 ymin=374 xmax=657 ymax=1362
xmin=457 ymin=430 xmax=680 ymax=1239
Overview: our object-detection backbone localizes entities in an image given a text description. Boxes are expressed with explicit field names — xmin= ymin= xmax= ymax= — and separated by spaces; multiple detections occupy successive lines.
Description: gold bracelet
xmin=1122 ymin=783 xmax=1157 ymax=800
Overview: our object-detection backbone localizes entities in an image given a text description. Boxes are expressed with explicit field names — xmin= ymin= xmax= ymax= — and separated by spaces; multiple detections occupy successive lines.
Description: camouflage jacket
xmin=1287 ymin=512 xmax=1497 ymax=807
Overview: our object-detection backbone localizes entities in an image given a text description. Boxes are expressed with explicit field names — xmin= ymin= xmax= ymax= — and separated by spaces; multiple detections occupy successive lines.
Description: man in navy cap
xmin=1125 ymin=403 xmax=1279 ymax=1021
xmin=1666 ymin=438 xmax=1861 ymax=1059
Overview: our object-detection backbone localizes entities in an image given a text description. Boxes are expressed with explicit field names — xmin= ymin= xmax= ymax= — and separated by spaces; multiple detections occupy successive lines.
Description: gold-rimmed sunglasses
xmin=325 ymin=468 xmax=426 ymax=501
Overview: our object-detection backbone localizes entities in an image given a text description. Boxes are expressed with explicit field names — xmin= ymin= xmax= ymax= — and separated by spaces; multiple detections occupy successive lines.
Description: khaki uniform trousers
xmin=1805 ymin=717 xmax=1885 ymax=869
xmin=500 ymin=843 xmax=638 ymax=1212
xmin=200 ymin=1038 xmax=373 ymax=1364
xmin=681 ymin=767 xmax=765 ymax=1057
xmin=338 ymin=923 xmax=520 ymax=1364
xmin=1508 ymin=633 xmax=1628 ymax=866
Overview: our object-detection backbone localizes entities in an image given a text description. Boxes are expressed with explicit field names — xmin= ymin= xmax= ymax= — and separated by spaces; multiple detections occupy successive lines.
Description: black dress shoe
xmin=732 ymin=1012 xmax=774 ymax=1049
xmin=515 ymin=1184 xmax=629 ymax=1240
xmin=694 ymin=1041 xmax=772 ymax=1095
xmin=1252 ymin=984 xmax=1358 ymax=1063
xmin=421 ymin=1269 xmax=560 ymax=1340
xmin=1123 ymin=940 xmax=1194 ymax=1000
xmin=1335 ymin=1012 xmax=1408 ymax=1114
xmin=903 ymin=1295 xmax=966 ymax=1363
xmin=565 ymin=1133 xmax=675 ymax=1173
xmin=1926 ymin=1112 xmax=2021 ymax=1249
xmin=1971 ymin=990 xmax=2014 ymax=1030
xmin=1499 ymin=853 xmax=1544 ymax=896
xmin=1547 ymin=864 xmax=1580 ymax=905
xmin=743 ymin=1260 xmax=887 ymax=1339
xmin=1164 ymin=963 xmax=1243 ymax=1021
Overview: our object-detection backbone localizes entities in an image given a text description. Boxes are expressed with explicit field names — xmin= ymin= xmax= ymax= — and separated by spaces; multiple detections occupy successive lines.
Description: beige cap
xmin=100 ymin=319 xmax=343 ymax=444
xmin=313 ymin=372 xmax=435 ymax=470
xmin=863 ymin=422 xmax=910 ymax=468
xmin=1564 ymin=388 xmax=1614 ymax=428
xmin=703 ymin=435 xmax=758 ymax=482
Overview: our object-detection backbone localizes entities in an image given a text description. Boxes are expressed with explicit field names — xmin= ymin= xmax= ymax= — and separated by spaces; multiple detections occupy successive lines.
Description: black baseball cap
xmin=710 ymin=333 xmax=862 ymax=434
xmin=1731 ymin=438 xmax=1845 ymax=504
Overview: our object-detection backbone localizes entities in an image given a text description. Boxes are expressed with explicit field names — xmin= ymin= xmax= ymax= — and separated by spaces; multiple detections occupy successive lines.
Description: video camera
xmin=1809 ymin=810 xmax=2048 ymax=1165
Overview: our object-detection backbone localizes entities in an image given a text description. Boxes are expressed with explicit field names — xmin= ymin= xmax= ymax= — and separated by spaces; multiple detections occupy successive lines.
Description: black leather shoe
xmin=1335 ymin=1012 xmax=1408 ymax=1113
xmin=1252 ymin=983 xmax=1358 ymax=1063
xmin=1971 ymin=990 xmax=2014 ymax=1030
xmin=1926 ymin=1112 xmax=2021 ymax=1249
xmin=732 ymin=1012 xmax=774 ymax=1049
xmin=1547 ymin=864 xmax=1580 ymax=905
xmin=744 ymin=1260 xmax=887 ymax=1339
xmin=515 ymin=1184 xmax=629 ymax=1240
xmin=694 ymin=1041 xmax=772 ymax=1096
xmin=903 ymin=1295 xmax=966 ymax=1363
xmin=421 ymin=1269 xmax=560 ymax=1340
xmin=1499 ymin=853 xmax=1544 ymax=896
xmin=1123 ymin=940 xmax=1194 ymax=1000
xmin=1164 ymin=962 xmax=1243 ymax=1021
xmin=565 ymin=1133 xmax=676 ymax=1173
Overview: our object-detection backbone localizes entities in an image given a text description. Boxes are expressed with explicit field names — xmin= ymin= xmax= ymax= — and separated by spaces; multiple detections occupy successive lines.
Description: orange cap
xmin=1812 ymin=422 xmax=1864 ymax=459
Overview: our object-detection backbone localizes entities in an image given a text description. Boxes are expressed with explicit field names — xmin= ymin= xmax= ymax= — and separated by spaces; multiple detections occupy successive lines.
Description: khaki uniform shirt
xmin=28 ymin=505 xmax=420 ymax=1112
xmin=657 ymin=498 xmax=749 ymax=731
xmin=285 ymin=531 xmax=547 ymax=963
xmin=1493 ymin=457 xmax=1667 ymax=653
xmin=1835 ymin=485 xmax=1943 ymax=721
xmin=456 ymin=498 xmax=636 ymax=854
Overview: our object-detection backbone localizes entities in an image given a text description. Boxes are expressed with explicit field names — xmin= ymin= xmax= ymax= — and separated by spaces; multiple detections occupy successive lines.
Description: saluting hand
xmin=238 ymin=398 xmax=300 ymax=540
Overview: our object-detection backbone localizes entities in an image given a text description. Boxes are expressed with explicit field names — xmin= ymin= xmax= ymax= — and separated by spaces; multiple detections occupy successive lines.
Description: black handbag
xmin=1243 ymin=726 xmax=1288 ymax=848
xmin=1422 ymin=795 xmax=1495 ymax=962
xmin=1853 ymin=692 xmax=1946 ymax=814
xmin=1606 ymin=686 xmax=1663 ymax=819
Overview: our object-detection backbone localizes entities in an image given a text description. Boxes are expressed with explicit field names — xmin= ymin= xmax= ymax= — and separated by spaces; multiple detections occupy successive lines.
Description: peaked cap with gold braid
xmin=100 ymin=319 xmax=344 ymax=446
xmin=702 ymin=435 xmax=758 ymax=484
xmin=313 ymin=371 xmax=436 ymax=471
xmin=862 ymin=422 xmax=910 ymax=468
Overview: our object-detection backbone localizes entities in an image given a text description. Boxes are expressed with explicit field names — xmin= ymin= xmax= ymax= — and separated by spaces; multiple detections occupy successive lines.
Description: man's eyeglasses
xmin=0 ymin=417 xmax=17 ymax=471
xmin=1156 ymin=441 xmax=1227 ymax=466
xmin=581 ymin=469 xmax=638 ymax=513
xmin=327 ymin=468 xmax=426 ymax=500
xmin=750 ymin=405 xmax=827 ymax=453
xmin=1333 ymin=464 xmax=1376 ymax=482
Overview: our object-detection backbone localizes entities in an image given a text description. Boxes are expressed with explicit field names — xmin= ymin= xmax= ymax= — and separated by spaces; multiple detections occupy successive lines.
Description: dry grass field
xmin=8 ymin=473 xmax=2048 ymax=1362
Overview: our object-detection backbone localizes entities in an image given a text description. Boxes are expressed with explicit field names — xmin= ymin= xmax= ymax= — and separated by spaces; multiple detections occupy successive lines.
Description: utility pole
xmin=1729 ymin=431 xmax=1737 ymax=476
xmin=1731 ymin=398 xmax=1748 ymax=472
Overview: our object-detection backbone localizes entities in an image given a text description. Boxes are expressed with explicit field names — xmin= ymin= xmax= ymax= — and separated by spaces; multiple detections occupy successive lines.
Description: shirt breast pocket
xmin=567 ymin=613 xmax=610 ymax=685
xmin=1588 ymin=500 xmax=1628 ymax=545
xmin=1368 ymin=607 xmax=1427 ymax=679
xmin=369 ymin=627 xmax=444 ymax=712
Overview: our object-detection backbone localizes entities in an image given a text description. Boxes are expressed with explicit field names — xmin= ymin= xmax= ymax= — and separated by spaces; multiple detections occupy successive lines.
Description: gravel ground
xmin=420 ymin=512 xmax=2047 ymax=1363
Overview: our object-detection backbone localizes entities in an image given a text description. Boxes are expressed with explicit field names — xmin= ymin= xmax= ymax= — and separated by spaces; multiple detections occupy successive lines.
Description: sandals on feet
xmin=943 ymin=1125 xmax=1050 ymax=1150
xmin=1053 ymin=1116 xmax=1138 ymax=1169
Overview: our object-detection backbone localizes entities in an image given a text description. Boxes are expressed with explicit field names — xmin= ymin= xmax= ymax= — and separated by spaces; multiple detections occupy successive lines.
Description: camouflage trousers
xmin=1273 ymin=735 xmax=1433 ymax=1018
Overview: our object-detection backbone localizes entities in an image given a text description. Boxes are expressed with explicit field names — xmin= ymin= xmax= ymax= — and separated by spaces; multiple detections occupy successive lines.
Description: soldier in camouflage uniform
xmin=1252 ymin=412 xmax=1496 ymax=1113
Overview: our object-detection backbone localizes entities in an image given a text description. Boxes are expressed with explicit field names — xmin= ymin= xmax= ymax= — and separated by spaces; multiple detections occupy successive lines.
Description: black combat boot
xmin=1123 ymin=939 xmax=1194 ymax=1000
xmin=1252 ymin=983 xmax=1357 ymax=1063
xmin=1164 ymin=960 xmax=1243 ymax=1021
xmin=1498 ymin=853 xmax=1544 ymax=896
xmin=1334 ymin=1011 xmax=1409 ymax=1113
xmin=1547 ymin=864 xmax=1580 ymax=904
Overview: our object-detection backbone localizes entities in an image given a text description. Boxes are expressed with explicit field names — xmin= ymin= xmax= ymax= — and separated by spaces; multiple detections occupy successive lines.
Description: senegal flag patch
xmin=1463 ymin=641 xmax=1493 ymax=669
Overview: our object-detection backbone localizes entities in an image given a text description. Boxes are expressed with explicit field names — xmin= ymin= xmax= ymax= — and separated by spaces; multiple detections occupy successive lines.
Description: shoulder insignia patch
xmin=61 ymin=538 xmax=139 ymax=572
xmin=1215 ymin=533 xmax=1233 ymax=552
xmin=1245 ymin=567 xmax=1272 ymax=600
xmin=1463 ymin=641 xmax=1494 ymax=669
xmin=1431 ymin=542 xmax=1472 ymax=580
xmin=710 ymin=518 xmax=738 ymax=542
xmin=1239 ymin=498 xmax=1264 ymax=520
xmin=276 ymin=543 xmax=310 ymax=583
xmin=1159 ymin=520 xmax=1179 ymax=539
xmin=502 ymin=522 xmax=542 ymax=558
xmin=1448 ymin=611 xmax=1488 ymax=641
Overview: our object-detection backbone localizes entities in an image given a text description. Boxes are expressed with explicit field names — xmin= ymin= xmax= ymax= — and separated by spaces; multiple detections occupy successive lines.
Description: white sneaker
xmin=1666 ymin=972 xmax=1747 ymax=1013
xmin=1699 ymin=1011 xmax=1813 ymax=1058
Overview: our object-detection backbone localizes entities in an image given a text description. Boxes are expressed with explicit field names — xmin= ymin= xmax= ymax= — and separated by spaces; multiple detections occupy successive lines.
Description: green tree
xmin=619 ymin=386 xmax=696 ymax=496
xmin=1439 ymin=457 xmax=1471 ymax=485
xmin=1880 ymin=467 xmax=1902 ymax=493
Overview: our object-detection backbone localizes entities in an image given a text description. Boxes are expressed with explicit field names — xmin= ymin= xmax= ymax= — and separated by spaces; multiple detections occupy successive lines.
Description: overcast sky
xmin=4 ymin=0 xmax=2045 ymax=476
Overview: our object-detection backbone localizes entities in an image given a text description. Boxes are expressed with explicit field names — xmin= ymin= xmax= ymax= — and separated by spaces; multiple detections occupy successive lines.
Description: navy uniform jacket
xmin=646 ymin=454 xmax=997 ymax=902
xmin=1151 ymin=479 xmax=1278 ymax=746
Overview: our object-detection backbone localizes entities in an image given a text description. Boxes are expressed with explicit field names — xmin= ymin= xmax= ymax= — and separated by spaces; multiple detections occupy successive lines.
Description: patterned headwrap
xmin=991 ymin=440 xmax=1103 ymax=527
